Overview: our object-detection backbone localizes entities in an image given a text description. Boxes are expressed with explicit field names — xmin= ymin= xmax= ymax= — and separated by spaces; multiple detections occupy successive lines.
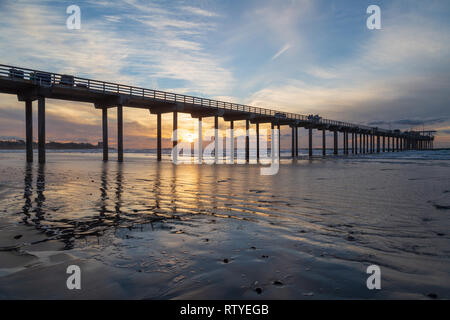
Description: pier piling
xmin=102 ymin=107 xmax=108 ymax=161
xmin=117 ymin=105 xmax=123 ymax=162
xmin=38 ymin=97 xmax=45 ymax=164
xmin=25 ymin=100 xmax=33 ymax=163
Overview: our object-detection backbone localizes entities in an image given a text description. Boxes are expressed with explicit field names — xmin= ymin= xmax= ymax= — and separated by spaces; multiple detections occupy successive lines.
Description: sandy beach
xmin=0 ymin=150 xmax=449 ymax=299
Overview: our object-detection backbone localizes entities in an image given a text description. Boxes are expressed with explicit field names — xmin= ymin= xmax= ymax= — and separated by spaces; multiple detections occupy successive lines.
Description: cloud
xmin=180 ymin=6 xmax=220 ymax=17
xmin=271 ymin=44 xmax=291 ymax=61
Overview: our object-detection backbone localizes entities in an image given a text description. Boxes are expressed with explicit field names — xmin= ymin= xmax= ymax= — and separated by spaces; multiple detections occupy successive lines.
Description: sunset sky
xmin=0 ymin=0 xmax=449 ymax=148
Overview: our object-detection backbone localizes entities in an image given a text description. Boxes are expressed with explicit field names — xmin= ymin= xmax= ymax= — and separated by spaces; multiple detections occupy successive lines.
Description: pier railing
xmin=0 ymin=64 xmax=396 ymax=133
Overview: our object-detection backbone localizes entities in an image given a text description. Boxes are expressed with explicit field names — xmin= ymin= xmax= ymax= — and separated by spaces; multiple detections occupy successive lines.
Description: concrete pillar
xmin=197 ymin=117 xmax=202 ymax=164
xmin=156 ymin=112 xmax=161 ymax=161
xmin=309 ymin=127 xmax=313 ymax=157
xmin=246 ymin=119 xmax=250 ymax=162
xmin=117 ymin=105 xmax=123 ymax=162
xmin=322 ymin=129 xmax=326 ymax=156
xmin=359 ymin=133 xmax=362 ymax=154
xmin=295 ymin=126 xmax=299 ymax=157
xmin=291 ymin=126 xmax=295 ymax=158
xmin=214 ymin=115 xmax=218 ymax=163
xmin=102 ymin=107 xmax=108 ymax=161
xmin=334 ymin=131 xmax=338 ymax=155
xmin=354 ymin=133 xmax=358 ymax=154
xmin=396 ymin=137 xmax=399 ymax=152
xmin=25 ymin=100 xmax=33 ymax=163
xmin=276 ymin=124 xmax=282 ymax=158
xmin=346 ymin=132 xmax=349 ymax=154
xmin=173 ymin=111 xmax=178 ymax=163
xmin=383 ymin=136 xmax=385 ymax=152
xmin=363 ymin=134 xmax=366 ymax=153
xmin=271 ymin=122 xmax=275 ymax=161
xmin=351 ymin=132 xmax=355 ymax=154
xmin=377 ymin=135 xmax=380 ymax=153
xmin=343 ymin=131 xmax=346 ymax=155
xmin=38 ymin=97 xmax=45 ymax=164
xmin=229 ymin=121 xmax=234 ymax=163
xmin=256 ymin=122 xmax=260 ymax=161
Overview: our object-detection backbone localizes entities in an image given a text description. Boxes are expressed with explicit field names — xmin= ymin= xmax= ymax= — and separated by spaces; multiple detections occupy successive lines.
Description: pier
xmin=0 ymin=64 xmax=435 ymax=163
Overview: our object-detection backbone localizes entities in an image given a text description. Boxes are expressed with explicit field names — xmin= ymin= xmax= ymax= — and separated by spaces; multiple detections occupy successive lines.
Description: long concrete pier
xmin=0 ymin=64 xmax=435 ymax=163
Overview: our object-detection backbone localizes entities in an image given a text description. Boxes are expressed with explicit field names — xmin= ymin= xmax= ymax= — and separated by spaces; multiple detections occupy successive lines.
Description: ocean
xmin=0 ymin=150 xmax=449 ymax=299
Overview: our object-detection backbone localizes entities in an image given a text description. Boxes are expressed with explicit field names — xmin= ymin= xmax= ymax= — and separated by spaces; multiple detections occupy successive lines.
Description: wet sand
xmin=0 ymin=150 xmax=449 ymax=299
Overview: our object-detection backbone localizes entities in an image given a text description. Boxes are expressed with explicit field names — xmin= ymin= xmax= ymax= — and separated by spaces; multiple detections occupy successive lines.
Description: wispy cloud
xmin=271 ymin=44 xmax=291 ymax=61
xmin=180 ymin=6 xmax=220 ymax=17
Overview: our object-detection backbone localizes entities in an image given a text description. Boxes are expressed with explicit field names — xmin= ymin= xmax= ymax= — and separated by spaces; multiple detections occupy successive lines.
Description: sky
xmin=0 ymin=0 xmax=449 ymax=149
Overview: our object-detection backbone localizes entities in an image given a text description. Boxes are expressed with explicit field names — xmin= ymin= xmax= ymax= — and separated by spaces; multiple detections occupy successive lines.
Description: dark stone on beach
xmin=346 ymin=235 xmax=356 ymax=241
xmin=261 ymin=255 xmax=269 ymax=258
xmin=436 ymin=233 xmax=445 ymax=236
xmin=204 ymin=238 xmax=209 ymax=242
xmin=433 ymin=204 xmax=450 ymax=210
xmin=300 ymin=230 xmax=306 ymax=233
xmin=427 ymin=293 xmax=438 ymax=299
xmin=255 ymin=287 xmax=263 ymax=294
xmin=273 ymin=280 xmax=283 ymax=286
xmin=250 ymin=246 xmax=256 ymax=250
xmin=13 ymin=235 xmax=22 ymax=239
xmin=223 ymin=258 xmax=229 ymax=263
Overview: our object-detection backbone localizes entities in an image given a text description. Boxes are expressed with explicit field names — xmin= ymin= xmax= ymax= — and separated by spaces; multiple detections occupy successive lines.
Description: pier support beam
xmin=364 ymin=134 xmax=367 ymax=154
xmin=343 ymin=131 xmax=347 ymax=155
xmin=102 ymin=107 xmax=108 ymax=161
xmin=197 ymin=117 xmax=202 ymax=164
xmin=333 ymin=131 xmax=338 ymax=155
xmin=117 ymin=105 xmax=123 ymax=162
xmin=38 ymin=97 xmax=45 ymax=164
xmin=173 ymin=111 xmax=178 ymax=163
xmin=322 ymin=129 xmax=326 ymax=156
xmin=25 ymin=100 xmax=33 ymax=163
xmin=278 ymin=124 xmax=281 ymax=158
xmin=246 ymin=119 xmax=250 ymax=162
xmin=295 ymin=127 xmax=299 ymax=157
xmin=309 ymin=127 xmax=313 ymax=157
xmin=352 ymin=132 xmax=355 ymax=154
xmin=360 ymin=133 xmax=362 ymax=154
xmin=291 ymin=126 xmax=295 ymax=158
xmin=377 ymin=135 xmax=380 ymax=153
xmin=354 ymin=133 xmax=358 ymax=154
xmin=383 ymin=136 xmax=385 ymax=152
xmin=214 ymin=115 xmax=218 ymax=163
xmin=156 ymin=112 xmax=161 ymax=161
xmin=256 ymin=122 xmax=260 ymax=161
xmin=228 ymin=121 xmax=234 ymax=163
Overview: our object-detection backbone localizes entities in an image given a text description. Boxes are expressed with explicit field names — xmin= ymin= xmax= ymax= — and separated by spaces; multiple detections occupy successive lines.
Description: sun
xmin=181 ymin=132 xmax=195 ymax=143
